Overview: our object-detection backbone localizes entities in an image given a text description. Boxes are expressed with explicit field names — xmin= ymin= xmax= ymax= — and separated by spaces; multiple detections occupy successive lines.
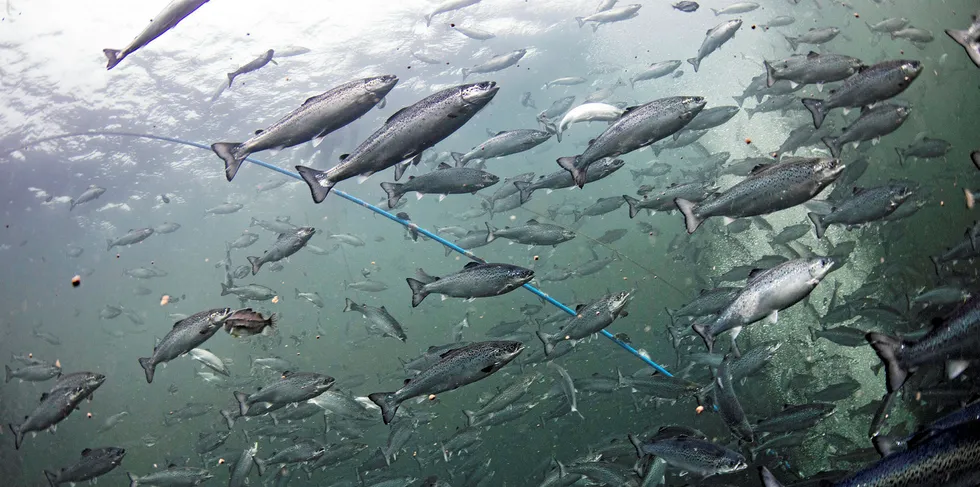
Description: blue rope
xmin=5 ymin=131 xmax=672 ymax=376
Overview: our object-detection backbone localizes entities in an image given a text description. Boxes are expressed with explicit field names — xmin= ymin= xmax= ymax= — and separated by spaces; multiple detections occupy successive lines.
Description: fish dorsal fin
xmin=575 ymin=304 xmax=586 ymax=313
xmin=747 ymin=268 xmax=766 ymax=279
xmin=426 ymin=345 xmax=440 ymax=353
xmin=622 ymin=105 xmax=639 ymax=114
xmin=495 ymin=131 xmax=509 ymax=136
xmin=438 ymin=162 xmax=453 ymax=170
xmin=254 ymin=129 xmax=264 ymax=136
xmin=386 ymin=107 xmax=410 ymax=124
xmin=173 ymin=321 xmax=182 ymax=328
xmin=698 ymin=289 xmax=708 ymax=295
xmin=749 ymin=164 xmax=776 ymax=175
xmin=40 ymin=392 xmax=49 ymax=401
xmin=852 ymin=186 xmax=866 ymax=195
xmin=82 ymin=448 xmax=93 ymax=456
xmin=403 ymin=378 xmax=412 ymax=386
xmin=302 ymin=96 xmax=318 ymax=106
xmin=806 ymin=51 xmax=820 ymax=59
xmin=379 ymin=306 xmax=388 ymax=312
xmin=168 ymin=463 xmax=178 ymax=468
xmin=587 ymin=138 xmax=596 ymax=146
xmin=282 ymin=371 xmax=292 ymax=378
xmin=339 ymin=154 xmax=349 ymax=161
xmin=463 ymin=262 xmax=481 ymax=269
xmin=439 ymin=347 xmax=463 ymax=359
xmin=526 ymin=219 xmax=539 ymax=225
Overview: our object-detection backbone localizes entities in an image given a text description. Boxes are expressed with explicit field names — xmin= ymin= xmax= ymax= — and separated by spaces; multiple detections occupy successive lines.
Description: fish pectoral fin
xmin=768 ymin=310 xmax=778 ymax=324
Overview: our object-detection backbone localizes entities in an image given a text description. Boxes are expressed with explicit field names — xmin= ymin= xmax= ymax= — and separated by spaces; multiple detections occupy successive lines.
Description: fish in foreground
xmin=381 ymin=164 xmax=499 ymax=208
xmin=821 ymin=104 xmax=911 ymax=158
xmin=44 ymin=447 xmax=125 ymax=486
xmin=945 ymin=14 xmax=980 ymax=68
xmin=103 ymin=0 xmax=209 ymax=70
xmin=762 ymin=420 xmax=980 ymax=486
xmin=424 ymin=0 xmax=481 ymax=26
xmin=537 ymin=291 xmax=631 ymax=355
xmin=368 ymin=340 xmax=524 ymax=424
xmin=557 ymin=96 xmax=706 ymax=188
xmin=9 ymin=373 xmax=105 ymax=449
xmin=222 ymin=308 xmax=276 ymax=337
xmin=808 ymin=184 xmax=912 ymax=238
xmin=127 ymin=465 xmax=212 ymax=487
xmin=629 ymin=433 xmax=747 ymax=478
xmin=688 ymin=19 xmax=742 ymax=72
xmin=246 ymin=226 xmax=315 ymax=274
xmin=107 ymin=228 xmax=154 ymax=251
xmin=138 ymin=308 xmax=232 ymax=383
xmin=485 ymin=219 xmax=575 ymax=246
xmin=234 ymin=372 xmax=335 ymax=416
xmin=213 ymin=75 xmax=397 ymax=181
xmin=343 ymin=298 xmax=407 ymax=341
xmin=801 ymin=59 xmax=922 ymax=129
xmin=228 ymin=443 xmax=260 ymax=487
xmin=451 ymin=129 xmax=552 ymax=166
xmin=462 ymin=49 xmax=526 ymax=79
xmin=868 ymin=295 xmax=980 ymax=393
xmin=227 ymin=49 xmax=277 ymax=87
xmin=693 ymin=258 xmax=835 ymax=354
xmin=676 ymin=157 xmax=843 ymax=234
xmin=557 ymin=103 xmax=624 ymax=142
xmin=406 ymin=262 xmax=534 ymax=307
xmin=297 ymin=81 xmax=498 ymax=203
xmin=70 ymin=185 xmax=106 ymax=211
xmin=575 ymin=4 xmax=642 ymax=32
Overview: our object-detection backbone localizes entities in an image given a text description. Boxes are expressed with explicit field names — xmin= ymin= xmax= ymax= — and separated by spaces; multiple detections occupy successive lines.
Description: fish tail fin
xmin=623 ymin=195 xmax=641 ymax=219
xmin=686 ymin=57 xmax=700 ymax=73
xmin=763 ymin=61 xmax=777 ymax=87
xmin=9 ymin=423 xmax=22 ymax=449
xmin=461 ymin=68 xmax=470 ymax=79
xmin=691 ymin=323 xmax=714 ymax=353
xmin=4 ymin=364 xmax=11 ymax=384
xmin=211 ymin=142 xmax=247 ymax=181
xmin=254 ymin=457 xmax=267 ymax=477
xmin=220 ymin=282 xmax=231 ymax=296
xmin=821 ymin=136 xmax=842 ymax=159
xmin=450 ymin=152 xmax=466 ymax=167
xmin=424 ymin=14 xmax=432 ymax=26
xmin=138 ymin=357 xmax=155 ymax=384
xmin=69 ymin=199 xmax=76 ymax=211
xmin=103 ymin=48 xmax=123 ymax=70
xmin=930 ymin=255 xmax=942 ymax=276
xmin=536 ymin=331 xmax=555 ymax=356
xmin=895 ymin=147 xmax=906 ymax=167
xmin=807 ymin=212 xmax=826 ymax=239
xmin=675 ymin=198 xmax=702 ymax=234
xmin=368 ymin=392 xmax=399 ymax=424
xmin=106 ymin=239 xmax=113 ymax=251
xmin=463 ymin=410 xmax=476 ymax=428
xmin=575 ymin=17 xmax=585 ymax=28
xmin=556 ymin=156 xmax=585 ymax=188
xmin=629 ymin=169 xmax=642 ymax=181
xmin=343 ymin=298 xmax=354 ymax=312
xmin=513 ymin=181 xmax=533 ymax=204
xmin=866 ymin=332 xmax=908 ymax=392
xmin=45 ymin=470 xmax=58 ymax=487
xmin=127 ymin=472 xmax=139 ymax=487
xmin=945 ymin=28 xmax=972 ymax=49
xmin=226 ymin=73 xmax=235 ymax=88
xmin=801 ymin=98 xmax=825 ymax=128
xmin=295 ymin=165 xmax=335 ymax=204
xmin=380 ymin=182 xmax=405 ymax=209
xmin=406 ymin=278 xmax=429 ymax=307
xmin=234 ymin=391 xmax=250 ymax=416
xmin=246 ymin=256 xmax=261 ymax=275
xmin=485 ymin=222 xmax=498 ymax=243
xmin=784 ymin=35 xmax=799 ymax=51
xmin=627 ymin=434 xmax=644 ymax=458
xmin=219 ymin=409 xmax=236 ymax=429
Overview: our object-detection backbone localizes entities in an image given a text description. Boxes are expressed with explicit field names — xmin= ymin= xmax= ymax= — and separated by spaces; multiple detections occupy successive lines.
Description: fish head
xmin=106 ymin=447 xmax=126 ymax=464
xmin=680 ymin=96 xmax=707 ymax=116
xmin=314 ymin=375 xmax=337 ymax=393
xmin=364 ymin=74 xmax=399 ymax=95
xmin=481 ymin=172 xmax=500 ymax=185
xmin=605 ymin=158 xmax=626 ymax=171
xmin=506 ymin=265 xmax=535 ymax=284
xmin=808 ymin=257 xmax=836 ymax=281
xmin=725 ymin=454 xmax=749 ymax=474
xmin=493 ymin=341 xmax=526 ymax=363
xmin=813 ymin=158 xmax=845 ymax=182
xmin=560 ymin=229 xmax=577 ymax=241
xmin=209 ymin=308 xmax=234 ymax=324
xmin=460 ymin=81 xmax=499 ymax=105
xmin=900 ymin=60 xmax=923 ymax=79
xmin=606 ymin=290 xmax=632 ymax=314
xmin=297 ymin=226 xmax=316 ymax=239
xmin=890 ymin=185 xmax=914 ymax=204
